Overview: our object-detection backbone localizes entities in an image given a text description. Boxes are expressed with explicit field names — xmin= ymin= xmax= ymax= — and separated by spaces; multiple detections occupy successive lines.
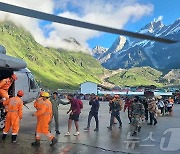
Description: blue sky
xmin=1 ymin=0 xmax=179 ymax=52
xmin=87 ymin=0 xmax=180 ymax=49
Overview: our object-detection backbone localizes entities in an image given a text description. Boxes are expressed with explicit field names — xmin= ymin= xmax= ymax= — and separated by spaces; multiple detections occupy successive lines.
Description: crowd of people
xmin=0 ymin=74 xmax=178 ymax=147
xmin=41 ymin=92 xmax=176 ymax=138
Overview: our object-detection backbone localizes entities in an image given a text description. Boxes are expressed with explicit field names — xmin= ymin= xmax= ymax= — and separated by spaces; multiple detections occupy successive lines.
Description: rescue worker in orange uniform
xmin=31 ymin=92 xmax=57 ymax=147
xmin=34 ymin=91 xmax=44 ymax=109
xmin=33 ymin=91 xmax=44 ymax=136
xmin=1 ymin=90 xmax=24 ymax=143
xmin=0 ymin=74 xmax=17 ymax=102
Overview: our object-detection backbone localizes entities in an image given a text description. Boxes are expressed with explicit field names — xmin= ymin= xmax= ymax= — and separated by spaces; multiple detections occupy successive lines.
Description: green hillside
xmin=0 ymin=21 xmax=105 ymax=89
xmin=108 ymin=66 xmax=164 ymax=87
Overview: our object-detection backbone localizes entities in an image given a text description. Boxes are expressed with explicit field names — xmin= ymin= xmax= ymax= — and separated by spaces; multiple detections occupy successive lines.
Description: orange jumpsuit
xmin=34 ymin=97 xmax=44 ymax=134
xmin=3 ymin=96 xmax=23 ymax=135
xmin=0 ymin=78 xmax=13 ymax=100
xmin=34 ymin=98 xmax=54 ymax=140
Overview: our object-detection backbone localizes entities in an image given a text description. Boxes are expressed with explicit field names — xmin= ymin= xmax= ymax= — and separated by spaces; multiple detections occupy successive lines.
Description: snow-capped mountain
xmin=93 ymin=18 xmax=180 ymax=70
xmin=98 ymin=36 xmax=127 ymax=63
xmin=92 ymin=46 xmax=108 ymax=59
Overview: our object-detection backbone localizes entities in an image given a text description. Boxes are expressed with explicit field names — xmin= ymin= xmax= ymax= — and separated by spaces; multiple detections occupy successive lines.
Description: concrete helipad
xmin=1 ymin=100 xmax=180 ymax=154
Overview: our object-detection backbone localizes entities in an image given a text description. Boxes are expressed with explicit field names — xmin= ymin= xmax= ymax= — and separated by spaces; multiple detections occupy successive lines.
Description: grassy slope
xmin=108 ymin=66 xmax=164 ymax=87
xmin=0 ymin=22 xmax=104 ymax=89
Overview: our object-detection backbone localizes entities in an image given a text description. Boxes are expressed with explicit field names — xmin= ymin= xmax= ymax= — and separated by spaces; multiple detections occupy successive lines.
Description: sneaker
xmin=107 ymin=126 xmax=112 ymax=130
xmin=148 ymin=123 xmax=152 ymax=125
xmin=94 ymin=128 xmax=99 ymax=132
xmin=119 ymin=124 xmax=122 ymax=128
xmin=64 ymin=132 xmax=71 ymax=136
xmin=154 ymin=121 xmax=157 ymax=125
xmin=50 ymin=137 xmax=57 ymax=146
xmin=12 ymin=141 xmax=20 ymax=145
xmin=56 ymin=130 xmax=61 ymax=134
xmin=73 ymin=132 xmax=80 ymax=136
xmin=84 ymin=128 xmax=90 ymax=131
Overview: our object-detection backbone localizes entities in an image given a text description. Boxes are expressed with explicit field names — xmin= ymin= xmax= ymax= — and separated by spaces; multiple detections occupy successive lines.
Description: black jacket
xmin=109 ymin=101 xmax=120 ymax=113
xmin=89 ymin=99 xmax=99 ymax=113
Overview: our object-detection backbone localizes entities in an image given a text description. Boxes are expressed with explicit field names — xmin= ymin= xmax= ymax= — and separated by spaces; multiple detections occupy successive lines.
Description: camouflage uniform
xmin=108 ymin=98 xmax=122 ymax=129
xmin=148 ymin=100 xmax=158 ymax=125
xmin=129 ymin=99 xmax=145 ymax=135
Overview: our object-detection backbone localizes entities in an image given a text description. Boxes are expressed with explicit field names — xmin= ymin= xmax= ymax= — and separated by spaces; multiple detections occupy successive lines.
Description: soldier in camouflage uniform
xmin=129 ymin=96 xmax=145 ymax=136
xmin=107 ymin=95 xmax=123 ymax=130
xmin=148 ymin=98 xmax=158 ymax=125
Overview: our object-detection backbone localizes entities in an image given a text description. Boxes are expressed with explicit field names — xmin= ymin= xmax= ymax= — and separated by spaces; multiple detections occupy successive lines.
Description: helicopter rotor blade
xmin=0 ymin=2 xmax=179 ymax=44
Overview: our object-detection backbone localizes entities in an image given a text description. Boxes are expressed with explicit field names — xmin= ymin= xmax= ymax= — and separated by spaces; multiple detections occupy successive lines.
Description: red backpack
xmin=78 ymin=100 xmax=83 ymax=109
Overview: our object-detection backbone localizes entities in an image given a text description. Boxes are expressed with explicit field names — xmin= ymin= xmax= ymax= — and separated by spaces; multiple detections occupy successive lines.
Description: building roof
xmin=80 ymin=81 xmax=98 ymax=85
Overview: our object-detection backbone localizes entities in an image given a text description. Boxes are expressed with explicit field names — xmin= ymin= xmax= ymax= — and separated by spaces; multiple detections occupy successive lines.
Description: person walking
xmin=65 ymin=94 xmax=82 ymax=136
xmin=31 ymin=92 xmax=57 ymax=147
xmin=33 ymin=91 xmax=45 ymax=137
xmin=129 ymin=96 xmax=145 ymax=136
xmin=157 ymin=98 xmax=165 ymax=116
xmin=148 ymin=98 xmax=158 ymax=125
xmin=124 ymin=97 xmax=132 ymax=124
xmin=107 ymin=95 xmax=122 ymax=130
xmin=84 ymin=94 xmax=99 ymax=132
xmin=50 ymin=91 xmax=69 ymax=134
xmin=1 ymin=90 xmax=24 ymax=143
xmin=142 ymin=98 xmax=149 ymax=121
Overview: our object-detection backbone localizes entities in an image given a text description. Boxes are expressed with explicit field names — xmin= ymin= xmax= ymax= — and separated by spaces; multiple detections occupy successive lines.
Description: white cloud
xmin=0 ymin=0 xmax=54 ymax=47
xmin=0 ymin=0 xmax=154 ymax=52
xmin=154 ymin=16 xmax=163 ymax=22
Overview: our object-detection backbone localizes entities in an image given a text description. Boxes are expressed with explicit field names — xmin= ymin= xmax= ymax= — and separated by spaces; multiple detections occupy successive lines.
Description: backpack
xmin=78 ymin=100 xmax=83 ymax=109
xmin=116 ymin=99 xmax=123 ymax=111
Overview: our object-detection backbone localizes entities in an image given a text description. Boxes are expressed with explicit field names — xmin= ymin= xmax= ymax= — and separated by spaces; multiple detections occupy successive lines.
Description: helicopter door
xmin=26 ymin=72 xmax=39 ymax=103
xmin=14 ymin=69 xmax=39 ymax=104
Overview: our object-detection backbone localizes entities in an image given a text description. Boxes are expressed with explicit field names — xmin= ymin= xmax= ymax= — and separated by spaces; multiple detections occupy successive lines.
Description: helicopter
xmin=0 ymin=45 xmax=39 ymax=129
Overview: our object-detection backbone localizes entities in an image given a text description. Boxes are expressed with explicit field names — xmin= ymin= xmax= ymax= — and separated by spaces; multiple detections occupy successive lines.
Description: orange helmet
xmin=11 ymin=74 xmax=17 ymax=80
xmin=17 ymin=90 xmax=24 ymax=97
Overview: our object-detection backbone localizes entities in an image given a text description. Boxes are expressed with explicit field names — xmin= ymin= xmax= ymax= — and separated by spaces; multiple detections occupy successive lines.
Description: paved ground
xmin=0 ymin=100 xmax=180 ymax=154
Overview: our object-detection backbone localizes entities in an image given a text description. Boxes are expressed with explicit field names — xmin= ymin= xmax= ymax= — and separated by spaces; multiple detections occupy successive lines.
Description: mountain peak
xmin=139 ymin=17 xmax=164 ymax=34
xmin=96 ymin=18 xmax=180 ymax=70
xmin=92 ymin=45 xmax=108 ymax=59
xmin=110 ymin=36 xmax=127 ymax=52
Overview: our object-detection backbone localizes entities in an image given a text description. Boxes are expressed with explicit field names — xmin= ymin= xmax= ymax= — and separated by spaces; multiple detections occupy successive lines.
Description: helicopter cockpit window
xmin=27 ymin=73 xmax=38 ymax=90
